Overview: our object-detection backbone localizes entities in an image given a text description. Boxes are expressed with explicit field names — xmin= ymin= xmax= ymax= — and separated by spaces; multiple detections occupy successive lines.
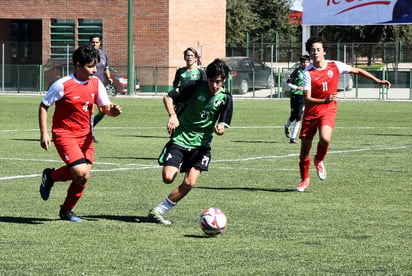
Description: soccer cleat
xmin=295 ymin=178 xmax=310 ymax=192
xmin=59 ymin=206 xmax=82 ymax=222
xmin=314 ymin=157 xmax=327 ymax=180
xmin=284 ymin=125 xmax=290 ymax=138
xmin=39 ymin=168 xmax=55 ymax=201
xmin=147 ymin=209 xmax=172 ymax=225
xmin=290 ymin=138 xmax=299 ymax=144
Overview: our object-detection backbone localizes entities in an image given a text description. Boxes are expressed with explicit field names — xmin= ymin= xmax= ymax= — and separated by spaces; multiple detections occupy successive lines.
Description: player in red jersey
xmin=295 ymin=37 xmax=391 ymax=192
xmin=38 ymin=45 xmax=122 ymax=221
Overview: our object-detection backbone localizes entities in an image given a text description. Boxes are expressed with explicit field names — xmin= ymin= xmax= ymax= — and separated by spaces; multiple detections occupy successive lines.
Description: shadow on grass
xmin=231 ymin=140 xmax=278 ymax=144
xmin=0 ymin=216 xmax=55 ymax=224
xmin=82 ymin=215 xmax=156 ymax=223
xmin=99 ymin=156 xmax=158 ymax=161
xmin=195 ymin=186 xmax=295 ymax=193
xmin=184 ymin=234 xmax=218 ymax=239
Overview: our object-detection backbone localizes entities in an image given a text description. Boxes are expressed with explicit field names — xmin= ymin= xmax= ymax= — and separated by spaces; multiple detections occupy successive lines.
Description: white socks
xmin=154 ymin=197 xmax=176 ymax=215
xmin=291 ymin=121 xmax=300 ymax=139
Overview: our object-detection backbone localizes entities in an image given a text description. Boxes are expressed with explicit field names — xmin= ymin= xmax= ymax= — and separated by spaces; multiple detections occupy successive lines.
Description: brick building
xmin=0 ymin=0 xmax=226 ymax=91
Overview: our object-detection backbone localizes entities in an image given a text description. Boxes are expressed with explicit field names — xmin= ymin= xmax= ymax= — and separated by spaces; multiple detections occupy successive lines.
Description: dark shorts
xmin=158 ymin=142 xmax=211 ymax=173
xmin=289 ymin=94 xmax=305 ymax=122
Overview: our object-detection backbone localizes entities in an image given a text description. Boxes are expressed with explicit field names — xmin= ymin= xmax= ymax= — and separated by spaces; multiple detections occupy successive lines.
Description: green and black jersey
xmin=287 ymin=67 xmax=304 ymax=95
xmin=168 ymin=80 xmax=233 ymax=149
xmin=173 ymin=67 xmax=207 ymax=88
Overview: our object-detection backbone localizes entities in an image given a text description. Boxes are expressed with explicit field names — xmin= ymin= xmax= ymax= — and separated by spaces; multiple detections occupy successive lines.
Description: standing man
xmin=39 ymin=45 xmax=122 ymax=221
xmin=284 ymin=55 xmax=310 ymax=144
xmin=173 ymin=47 xmax=206 ymax=88
xmin=295 ymin=37 xmax=391 ymax=192
xmin=147 ymin=58 xmax=233 ymax=224
xmin=89 ymin=34 xmax=113 ymax=142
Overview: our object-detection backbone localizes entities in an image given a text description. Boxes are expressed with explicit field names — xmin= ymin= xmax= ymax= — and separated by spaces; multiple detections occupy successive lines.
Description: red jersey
xmin=42 ymin=74 xmax=110 ymax=137
xmin=302 ymin=61 xmax=351 ymax=118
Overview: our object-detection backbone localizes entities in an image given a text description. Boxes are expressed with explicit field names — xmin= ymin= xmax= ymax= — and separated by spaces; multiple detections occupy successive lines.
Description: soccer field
xmin=0 ymin=95 xmax=411 ymax=275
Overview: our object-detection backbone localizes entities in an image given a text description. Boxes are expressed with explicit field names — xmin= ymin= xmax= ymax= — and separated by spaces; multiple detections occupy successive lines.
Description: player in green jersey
xmin=284 ymin=55 xmax=310 ymax=144
xmin=147 ymin=58 xmax=233 ymax=225
xmin=172 ymin=47 xmax=206 ymax=88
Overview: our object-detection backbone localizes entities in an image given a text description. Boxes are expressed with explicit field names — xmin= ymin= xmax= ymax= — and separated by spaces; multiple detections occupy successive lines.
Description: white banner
xmin=303 ymin=0 xmax=412 ymax=25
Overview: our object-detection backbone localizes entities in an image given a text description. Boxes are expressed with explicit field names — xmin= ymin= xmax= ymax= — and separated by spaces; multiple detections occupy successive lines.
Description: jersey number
xmin=322 ymin=82 xmax=328 ymax=91
xmin=82 ymin=101 xmax=90 ymax=112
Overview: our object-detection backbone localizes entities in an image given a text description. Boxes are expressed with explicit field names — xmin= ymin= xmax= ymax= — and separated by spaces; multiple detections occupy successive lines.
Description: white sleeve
xmin=41 ymin=77 xmax=68 ymax=106
xmin=334 ymin=60 xmax=352 ymax=74
xmin=303 ymin=70 xmax=311 ymax=90
xmin=287 ymin=83 xmax=298 ymax=90
xmin=95 ymin=78 xmax=111 ymax=107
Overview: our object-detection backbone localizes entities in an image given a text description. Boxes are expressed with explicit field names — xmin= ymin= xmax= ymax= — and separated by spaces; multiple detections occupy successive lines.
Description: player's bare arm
xmin=304 ymin=89 xmax=337 ymax=105
xmin=350 ymin=67 xmax=392 ymax=88
xmin=38 ymin=103 xmax=52 ymax=151
xmin=163 ymin=95 xmax=179 ymax=134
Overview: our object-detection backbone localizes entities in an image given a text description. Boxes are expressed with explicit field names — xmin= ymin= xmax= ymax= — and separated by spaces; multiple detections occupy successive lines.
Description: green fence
xmin=0 ymin=63 xmax=411 ymax=100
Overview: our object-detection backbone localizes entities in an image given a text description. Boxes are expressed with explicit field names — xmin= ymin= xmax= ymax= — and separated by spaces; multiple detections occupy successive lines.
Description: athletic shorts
xmin=158 ymin=142 xmax=211 ymax=173
xmin=299 ymin=111 xmax=336 ymax=140
xmin=52 ymin=132 xmax=94 ymax=166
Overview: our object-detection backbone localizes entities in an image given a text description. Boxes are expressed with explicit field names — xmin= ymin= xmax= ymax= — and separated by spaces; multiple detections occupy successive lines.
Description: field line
xmin=0 ymin=145 xmax=409 ymax=181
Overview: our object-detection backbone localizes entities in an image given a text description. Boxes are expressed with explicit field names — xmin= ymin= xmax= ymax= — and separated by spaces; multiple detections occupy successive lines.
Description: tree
xmin=226 ymin=0 xmax=257 ymax=45
xmin=248 ymin=0 xmax=296 ymax=43
xmin=226 ymin=0 xmax=299 ymax=45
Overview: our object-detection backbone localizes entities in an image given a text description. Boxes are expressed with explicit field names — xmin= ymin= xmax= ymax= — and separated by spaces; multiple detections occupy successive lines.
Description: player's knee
xmin=162 ymin=171 xmax=177 ymax=184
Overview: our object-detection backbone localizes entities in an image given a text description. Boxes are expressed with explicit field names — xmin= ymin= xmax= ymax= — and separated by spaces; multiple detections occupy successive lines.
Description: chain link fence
xmin=1 ymin=42 xmax=411 ymax=99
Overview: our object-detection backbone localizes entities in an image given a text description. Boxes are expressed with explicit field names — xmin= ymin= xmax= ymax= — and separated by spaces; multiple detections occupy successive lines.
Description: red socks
xmin=299 ymin=158 xmax=311 ymax=180
xmin=50 ymin=166 xmax=73 ymax=182
xmin=314 ymin=142 xmax=329 ymax=162
xmin=62 ymin=182 xmax=87 ymax=210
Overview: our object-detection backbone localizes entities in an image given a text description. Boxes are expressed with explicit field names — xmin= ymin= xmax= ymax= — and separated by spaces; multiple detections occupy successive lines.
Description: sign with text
xmin=303 ymin=0 xmax=412 ymax=25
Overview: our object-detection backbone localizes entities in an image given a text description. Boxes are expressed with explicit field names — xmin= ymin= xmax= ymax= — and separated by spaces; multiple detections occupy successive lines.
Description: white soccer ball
xmin=199 ymin=208 xmax=227 ymax=235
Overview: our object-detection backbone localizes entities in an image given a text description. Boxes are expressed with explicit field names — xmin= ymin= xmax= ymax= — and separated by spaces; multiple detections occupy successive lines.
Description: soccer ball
xmin=199 ymin=208 xmax=227 ymax=235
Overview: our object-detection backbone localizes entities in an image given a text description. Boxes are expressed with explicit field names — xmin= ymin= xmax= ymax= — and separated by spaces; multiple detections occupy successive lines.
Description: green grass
xmin=0 ymin=95 xmax=411 ymax=275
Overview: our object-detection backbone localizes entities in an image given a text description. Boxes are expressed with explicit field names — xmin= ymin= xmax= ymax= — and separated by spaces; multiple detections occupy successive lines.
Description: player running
xmin=38 ymin=45 xmax=122 ymax=221
xmin=295 ymin=37 xmax=391 ymax=192
xmin=147 ymin=58 xmax=233 ymax=224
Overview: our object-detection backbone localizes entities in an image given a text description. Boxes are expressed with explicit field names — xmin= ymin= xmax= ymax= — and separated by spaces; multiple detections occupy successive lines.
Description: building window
xmin=50 ymin=19 xmax=102 ymax=60
xmin=78 ymin=19 xmax=102 ymax=46
xmin=50 ymin=19 xmax=75 ymax=60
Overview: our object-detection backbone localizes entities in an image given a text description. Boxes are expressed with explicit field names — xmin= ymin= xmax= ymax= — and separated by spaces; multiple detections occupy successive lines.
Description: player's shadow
xmin=231 ymin=139 xmax=277 ymax=144
xmin=82 ymin=214 xmax=151 ymax=223
xmin=0 ymin=216 xmax=55 ymax=224
xmin=195 ymin=186 xmax=295 ymax=193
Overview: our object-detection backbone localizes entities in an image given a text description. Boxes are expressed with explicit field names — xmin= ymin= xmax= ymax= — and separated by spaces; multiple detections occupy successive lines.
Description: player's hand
xmin=214 ymin=124 xmax=226 ymax=136
xmin=108 ymin=77 xmax=113 ymax=84
xmin=325 ymin=93 xmax=338 ymax=104
xmin=40 ymin=134 xmax=52 ymax=151
xmin=378 ymin=80 xmax=391 ymax=89
xmin=110 ymin=104 xmax=122 ymax=116
xmin=167 ymin=114 xmax=179 ymax=135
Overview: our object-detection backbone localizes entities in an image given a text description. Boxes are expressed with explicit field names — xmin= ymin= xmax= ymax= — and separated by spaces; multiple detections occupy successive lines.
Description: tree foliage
xmin=226 ymin=0 xmax=298 ymax=45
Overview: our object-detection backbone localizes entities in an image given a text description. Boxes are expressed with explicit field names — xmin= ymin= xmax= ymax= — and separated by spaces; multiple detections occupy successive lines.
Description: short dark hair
xmin=300 ymin=55 xmax=310 ymax=62
xmin=89 ymin=34 xmax=102 ymax=42
xmin=305 ymin=37 xmax=327 ymax=54
xmin=72 ymin=45 xmax=100 ymax=66
xmin=206 ymin=58 xmax=230 ymax=80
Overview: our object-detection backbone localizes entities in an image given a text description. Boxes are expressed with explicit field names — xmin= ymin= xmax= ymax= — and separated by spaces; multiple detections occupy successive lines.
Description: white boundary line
xmin=0 ymin=145 xmax=410 ymax=181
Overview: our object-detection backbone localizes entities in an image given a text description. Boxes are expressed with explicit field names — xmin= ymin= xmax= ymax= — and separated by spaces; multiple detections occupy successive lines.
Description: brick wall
xmin=0 ymin=0 xmax=226 ymax=87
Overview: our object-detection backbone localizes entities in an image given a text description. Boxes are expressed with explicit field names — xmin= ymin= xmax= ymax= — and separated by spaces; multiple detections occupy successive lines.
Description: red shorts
xmin=53 ymin=132 xmax=94 ymax=166
xmin=300 ymin=110 xmax=336 ymax=140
